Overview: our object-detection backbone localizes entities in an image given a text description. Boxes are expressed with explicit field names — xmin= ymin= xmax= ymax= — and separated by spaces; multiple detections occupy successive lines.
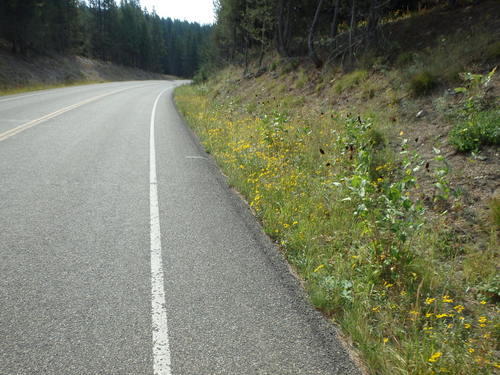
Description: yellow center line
xmin=0 ymin=86 xmax=139 ymax=142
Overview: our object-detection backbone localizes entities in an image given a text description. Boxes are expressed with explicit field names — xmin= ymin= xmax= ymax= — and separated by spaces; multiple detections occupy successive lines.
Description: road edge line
xmin=150 ymin=87 xmax=172 ymax=375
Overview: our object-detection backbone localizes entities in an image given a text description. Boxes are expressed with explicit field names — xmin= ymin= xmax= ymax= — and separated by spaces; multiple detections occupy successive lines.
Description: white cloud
xmin=140 ymin=0 xmax=215 ymax=24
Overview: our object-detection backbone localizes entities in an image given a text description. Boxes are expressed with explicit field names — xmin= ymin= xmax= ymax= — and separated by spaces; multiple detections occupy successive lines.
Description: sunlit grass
xmin=174 ymin=64 xmax=499 ymax=374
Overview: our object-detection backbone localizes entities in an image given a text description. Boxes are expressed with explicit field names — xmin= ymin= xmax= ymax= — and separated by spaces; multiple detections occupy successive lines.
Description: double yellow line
xmin=0 ymin=86 xmax=135 ymax=142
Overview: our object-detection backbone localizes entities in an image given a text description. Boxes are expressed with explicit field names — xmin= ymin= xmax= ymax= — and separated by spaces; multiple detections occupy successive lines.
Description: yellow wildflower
xmin=464 ymin=323 xmax=471 ymax=329
xmin=442 ymin=295 xmax=453 ymax=303
xmin=436 ymin=313 xmax=448 ymax=319
xmin=468 ymin=348 xmax=475 ymax=353
xmin=425 ymin=297 xmax=436 ymax=305
xmin=383 ymin=338 xmax=389 ymax=343
xmin=478 ymin=316 xmax=487 ymax=324
xmin=480 ymin=300 xmax=486 ymax=305
xmin=428 ymin=352 xmax=443 ymax=363
xmin=313 ymin=264 xmax=325 ymax=273
xmin=454 ymin=305 xmax=464 ymax=313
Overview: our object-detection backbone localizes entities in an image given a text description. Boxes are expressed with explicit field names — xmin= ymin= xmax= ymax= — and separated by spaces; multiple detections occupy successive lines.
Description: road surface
xmin=0 ymin=81 xmax=360 ymax=375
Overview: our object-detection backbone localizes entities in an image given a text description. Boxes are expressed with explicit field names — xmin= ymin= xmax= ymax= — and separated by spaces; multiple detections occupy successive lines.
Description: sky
xmin=140 ymin=0 xmax=215 ymax=25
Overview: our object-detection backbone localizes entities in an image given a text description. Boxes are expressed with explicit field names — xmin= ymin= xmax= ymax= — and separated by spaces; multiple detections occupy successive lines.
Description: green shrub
xmin=395 ymin=51 xmax=414 ymax=67
xmin=490 ymin=197 xmax=500 ymax=229
xmin=280 ymin=57 xmax=300 ymax=75
xmin=334 ymin=70 xmax=368 ymax=94
xmin=484 ymin=41 xmax=500 ymax=62
xmin=449 ymin=68 xmax=499 ymax=152
xmin=295 ymin=69 xmax=308 ymax=89
xmin=361 ymin=83 xmax=377 ymax=99
xmin=449 ymin=109 xmax=500 ymax=152
xmin=409 ymin=71 xmax=438 ymax=96
xmin=269 ymin=59 xmax=279 ymax=71
xmin=193 ymin=67 xmax=210 ymax=84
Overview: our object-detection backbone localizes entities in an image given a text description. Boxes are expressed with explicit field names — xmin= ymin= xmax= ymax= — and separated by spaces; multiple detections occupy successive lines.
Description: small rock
xmin=416 ymin=110 xmax=426 ymax=118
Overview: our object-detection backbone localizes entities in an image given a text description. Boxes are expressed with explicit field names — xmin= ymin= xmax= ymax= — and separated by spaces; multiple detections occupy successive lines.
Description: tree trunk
xmin=243 ymin=36 xmax=249 ymax=77
xmin=258 ymin=23 xmax=266 ymax=70
xmin=308 ymin=0 xmax=325 ymax=68
xmin=347 ymin=0 xmax=356 ymax=66
xmin=276 ymin=0 xmax=290 ymax=57
xmin=283 ymin=3 xmax=291 ymax=55
xmin=330 ymin=0 xmax=340 ymax=40
xmin=367 ymin=0 xmax=380 ymax=47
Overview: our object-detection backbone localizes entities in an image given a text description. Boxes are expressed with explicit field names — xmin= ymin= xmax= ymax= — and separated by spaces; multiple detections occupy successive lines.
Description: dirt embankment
xmin=0 ymin=48 xmax=173 ymax=90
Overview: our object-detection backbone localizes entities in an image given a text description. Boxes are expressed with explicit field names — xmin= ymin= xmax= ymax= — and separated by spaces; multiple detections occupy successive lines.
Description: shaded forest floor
xmin=0 ymin=44 xmax=173 ymax=94
xmin=175 ymin=2 xmax=499 ymax=374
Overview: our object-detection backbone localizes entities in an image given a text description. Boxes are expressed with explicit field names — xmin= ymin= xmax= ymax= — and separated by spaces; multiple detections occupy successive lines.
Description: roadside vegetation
xmin=175 ymin=1 xmax=499 ymax=374
xmin=0 ymin=52 xmax=172 ymax=95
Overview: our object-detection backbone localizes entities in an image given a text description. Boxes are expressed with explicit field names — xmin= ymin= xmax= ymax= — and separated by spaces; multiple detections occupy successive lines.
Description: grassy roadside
xmin=0 ymin=51 xmax=175 ymax=96
xmin=174 ymin=5 xmax=499 ymax=373
xmin=174 ymin=77 xmax=498 ymax=374
xmin=174 ymin=25 xmax=499 ymax=372
xmin=0 ymin=80 xmax=107 ymax=97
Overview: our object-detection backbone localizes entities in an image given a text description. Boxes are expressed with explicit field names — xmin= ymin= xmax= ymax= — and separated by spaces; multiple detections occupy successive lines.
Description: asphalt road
xmin=0 ymin=81 xmax=360 ymax=375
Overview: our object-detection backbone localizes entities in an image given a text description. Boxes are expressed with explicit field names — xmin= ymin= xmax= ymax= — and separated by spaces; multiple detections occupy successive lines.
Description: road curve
xmin=0 ymin=81 xmax=360 ymax=374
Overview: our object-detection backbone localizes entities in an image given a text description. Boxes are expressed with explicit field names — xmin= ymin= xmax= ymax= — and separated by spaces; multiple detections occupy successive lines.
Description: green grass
xmin=491 ymin=197 xmax=500 ymax=229
xmin=449 ymin=108 xmax=500 ymax=151
xmin=176 ymin=11 xmax=500 ymax=372
xmin=409 ymin=71 xmax=438 ymax=96
xmin=175 ymin=74 xmax=499 ymax=374
xmin=295 ymin=69 xmax=309 ymax=89
xmin=333 ymin=70 xmax=368 ymax=94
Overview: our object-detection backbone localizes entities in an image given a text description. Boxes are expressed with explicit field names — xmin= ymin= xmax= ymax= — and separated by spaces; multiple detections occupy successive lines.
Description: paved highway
xmin=0 ymin=81 xmax=360 ymax=374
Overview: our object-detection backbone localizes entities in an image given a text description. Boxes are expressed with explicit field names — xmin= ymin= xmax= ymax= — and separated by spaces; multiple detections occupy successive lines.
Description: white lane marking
xmin=0 ymin=82 xmax=123 ymax=103
xmin=0 ymin=91 xmax=47 ymax=103
xmin=150 ymin=88 xmax=172 ymax=375
xmin=0 ymin=85 xmax=144 ymax=142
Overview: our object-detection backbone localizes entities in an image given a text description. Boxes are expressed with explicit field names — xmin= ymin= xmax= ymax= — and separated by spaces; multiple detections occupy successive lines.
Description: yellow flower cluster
xmin=175 ymin=84 xmax=499 ymax=375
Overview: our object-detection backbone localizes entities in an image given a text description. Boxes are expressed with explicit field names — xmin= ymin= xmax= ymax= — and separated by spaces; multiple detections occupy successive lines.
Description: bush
xmin=409 ymin=71 xmax=438 ymax=96
xmin=334 ymin=69 xmax=368 ymax=94
xmin=449 ymin=68 xmax=499 ymax=152
xmin=395 ymin=51 xmax=414 ymax=67
xmin=490 ymin=197 xmax=500 ymax=229
xmin=484 ymin=41 xmax=500 ymax=62
xmin=280 ymin=57 xmax=300 ymax=75
xmin=449 ymin=109 xmax=500 ymax=151
xmin=192 ymin=66 xmax=210 ymax=84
